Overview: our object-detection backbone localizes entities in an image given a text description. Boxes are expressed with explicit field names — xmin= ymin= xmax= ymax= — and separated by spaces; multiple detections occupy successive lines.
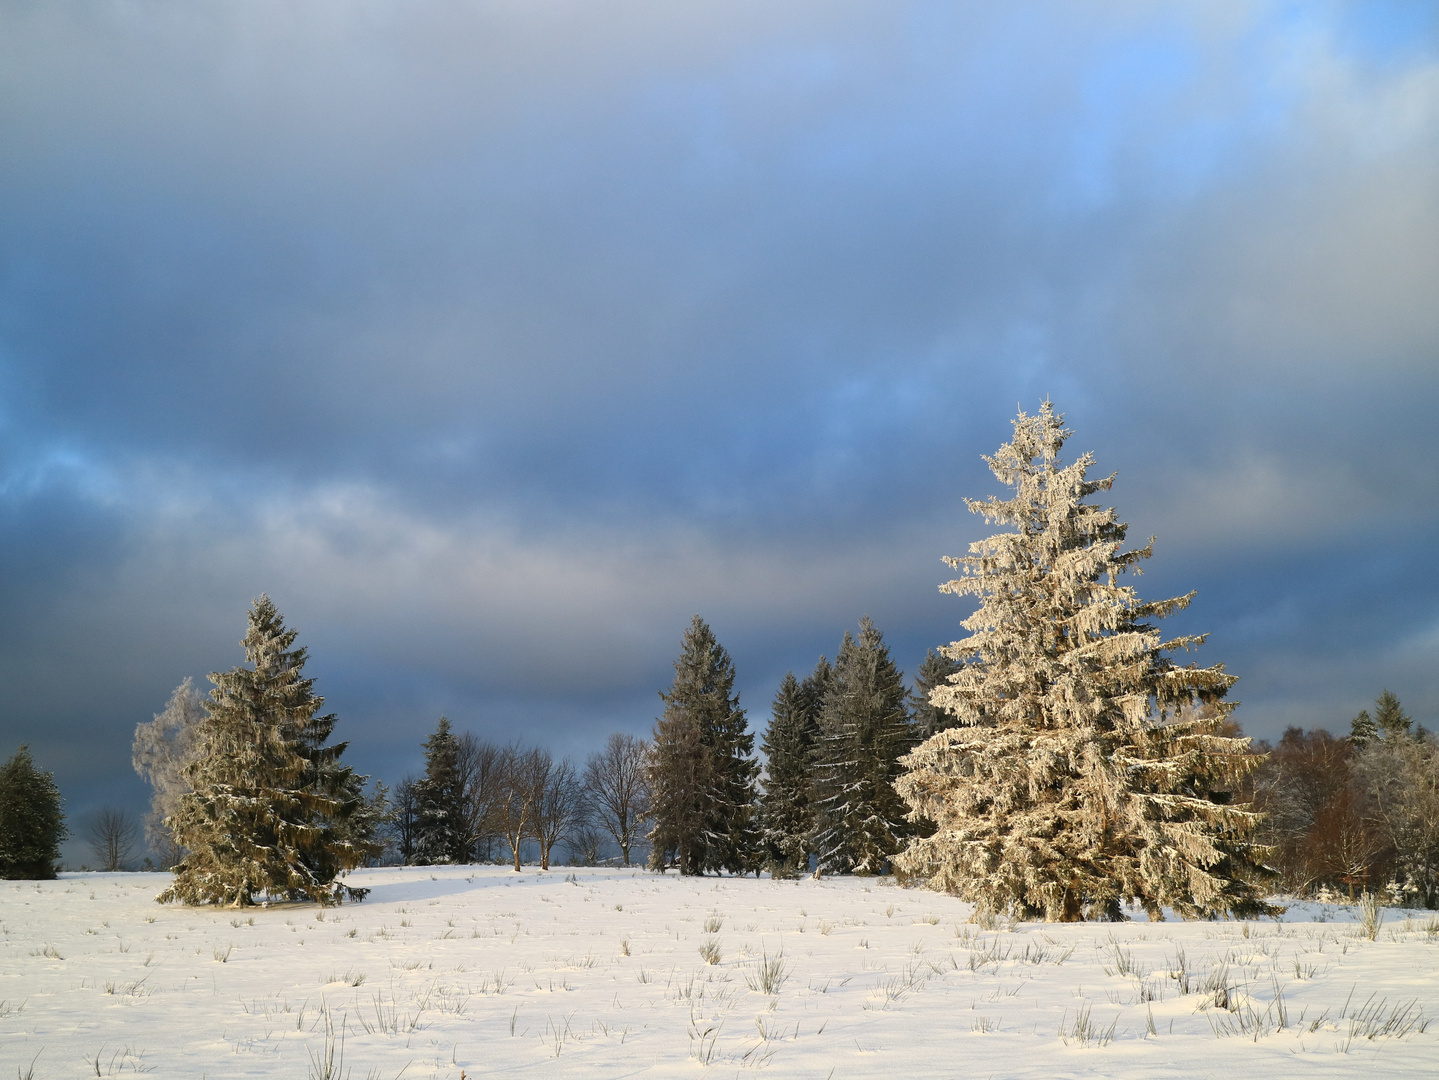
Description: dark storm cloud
xmin=1 ymin=1 xmax=1436 ymax=848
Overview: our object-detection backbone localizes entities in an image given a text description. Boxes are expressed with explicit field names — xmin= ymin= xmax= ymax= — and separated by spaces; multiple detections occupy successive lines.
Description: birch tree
xmin=132 ymin=678 xmax=207 ymax=868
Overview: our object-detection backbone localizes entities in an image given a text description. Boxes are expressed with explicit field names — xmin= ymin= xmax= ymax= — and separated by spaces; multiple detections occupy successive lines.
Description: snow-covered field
xmin=3 ymin=867 xmax=1437 ymax=1078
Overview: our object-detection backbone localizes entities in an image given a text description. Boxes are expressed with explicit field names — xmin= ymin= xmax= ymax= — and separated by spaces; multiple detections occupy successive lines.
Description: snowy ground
xmin=2 ymin=867 xmax=1437 ymax=1078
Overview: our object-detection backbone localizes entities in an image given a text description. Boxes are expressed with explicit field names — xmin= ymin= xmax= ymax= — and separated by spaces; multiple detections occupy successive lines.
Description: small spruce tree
xmin=647 ymin=616 xmax=758 ymax=875
xmin=894 ymin=403 xmax=1275 ymax=921
xmin=414 ymin=718 xmax=467 ymax=864
xmin=1349 ymin=709 xmax=1379 ymax=749
xmin=758 ymin=669 xmax=822 ymax=877
xmin=159 ymin=596 xmax=374 ymax=906
xmin=0 ymin=746 xmax=66 ymax=879
xmin=811 ymin=619 xmax=916 ymax=875
xmin=1373 ymin=690 xmax=1413 ymax=740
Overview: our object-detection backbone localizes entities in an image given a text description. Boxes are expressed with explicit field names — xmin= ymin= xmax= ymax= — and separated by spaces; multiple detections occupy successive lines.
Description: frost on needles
xmin=894 ymin=402 xmax=1277 ymax=922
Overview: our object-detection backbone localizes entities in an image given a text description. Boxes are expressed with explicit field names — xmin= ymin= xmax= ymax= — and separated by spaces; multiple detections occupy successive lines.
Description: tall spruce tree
xmin=0 ymin=746 xmax=66 ymax=880
xmin=414 ymin=718 xmax=467 ymax=864
xmin=1373 ymin=690 xmax=1413 ymax=739
xmin=647 ymin=616 xmax=758 ymax=875
xmin=758 ymin=666 xmax=823 ymax=877
xmin=894 ymin=403 xmax=1275 ymax=921
xmin=910 ymin=649 xmax=963 ymax=739
xmin=811 ymin=619 xmax=915 ymax=875
xmin=159 ymin=596 xmax=374 ymax=906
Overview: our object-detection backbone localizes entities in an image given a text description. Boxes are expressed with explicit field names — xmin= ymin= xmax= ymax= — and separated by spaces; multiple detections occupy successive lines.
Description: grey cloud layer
xmin=1 ymin=1 xmax=1435 ymax=824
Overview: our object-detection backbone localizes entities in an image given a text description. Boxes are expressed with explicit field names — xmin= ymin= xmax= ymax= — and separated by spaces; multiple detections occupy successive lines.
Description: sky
xmin=1 ymin=1 xmax=1436 ymax=854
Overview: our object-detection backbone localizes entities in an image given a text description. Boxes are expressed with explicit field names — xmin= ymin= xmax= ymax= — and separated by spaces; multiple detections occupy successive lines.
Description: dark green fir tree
xmin=1374 ymin=690 xmax=1413 ymax=739
xmin=811 ymin=619 xmax=916 ymax=875
xmin=0 ymin=746 xmax=66 ymax=880
xmin=758 ymin=663 xmax=825 ymax=877
xmin=414 ymin=717 xmax=467 ymax=865
xmin=647 ymin=616 xmax=758 ymax=875
xmin=159 ymin=596 xmax=375 ymax=906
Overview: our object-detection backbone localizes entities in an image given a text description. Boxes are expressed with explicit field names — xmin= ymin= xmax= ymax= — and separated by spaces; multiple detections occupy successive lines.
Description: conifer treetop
xmin=931 ymin=401 xmax=1231 ymax=733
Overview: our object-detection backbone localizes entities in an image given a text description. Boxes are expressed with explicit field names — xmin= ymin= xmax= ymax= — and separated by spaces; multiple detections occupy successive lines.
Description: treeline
xmin=646 ymin=613 xmax=948 ymax=879
xmin=7 ymin=404 xmax=1436 ymax=920
xmin=391 ymin=722 xmax=649 ymax=871
xmin=383 ymin=612 xmax=943 ymax=879
xmin=1249 ymin=690 xmax=1439 ymax=908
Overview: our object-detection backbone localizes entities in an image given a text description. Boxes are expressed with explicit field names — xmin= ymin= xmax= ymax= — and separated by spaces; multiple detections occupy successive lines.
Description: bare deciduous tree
xmin=491 ymin=744 xmax=547 ymax=872
xmin=1356 ymin=727 xmax=1439 ymax=907
xmin=85 ymin=807 xmax=139 ymax=871
xmin=392 ymin=776 xmax=420 ymax=865
xmin=131 ymin=678 xmax=207 ymax=869
xmin=534 ymin=758 xmax=582 ymax=871
xmin=583 ymin=733 xmax=651 ymax=867
xmin=567 ymin=825 xmax=605 ymax=866
xmin=455 ymin=734 xmax=502 ymax=863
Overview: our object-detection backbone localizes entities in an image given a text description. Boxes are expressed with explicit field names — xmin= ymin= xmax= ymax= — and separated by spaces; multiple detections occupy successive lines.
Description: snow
xmin=3 ymin=867 xmax=1437 ymax=1078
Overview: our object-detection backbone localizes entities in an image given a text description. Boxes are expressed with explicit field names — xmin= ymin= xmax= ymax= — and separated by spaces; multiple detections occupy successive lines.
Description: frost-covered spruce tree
xmin=1349 ymin=708 xmax=1379 ymax=749
xmin=758 ymin=666 xmax=824 ymax=877
xmin=812 ymin=620 xmax=916 ymax=875
xmin=414 ymin=717 xmax=467 ymax=864
xmin=0 ymin=746 xmax=66 ymax=880
xmin=158 ymin=596 xmax=374 ymax=906
xmin=647 ymin=616 xmax=758 ymax=875
xmin=894 ymin=403 xmax=1275 ymax=921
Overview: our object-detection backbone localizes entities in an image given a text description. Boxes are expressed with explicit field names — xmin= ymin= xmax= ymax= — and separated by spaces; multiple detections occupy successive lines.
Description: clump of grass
xmin=1342 ymin=993 xmax=1429 ymax=1046
xmin=1020 ymin=941 xmax=1073 ymax=965
xmin=1103 ymin=937 xmax=1148 ymax=978
xmin=1059 ymin=1001 xmax=1119 ymax=1047
xmin=1359 ymin=893 xmax=1384 ymax=941
xmin=744 ymin=945 xmax=789 ymax=994
xmin=688 ymin=1008 xmax=723 ymax=1064
xmin=698 ymin=937 xmax=723 ymax=965
xmin=356 ymin=993 xmax=425 ymax=1036
xmin=967 ymin=938 xmax=1013 ymax=971
xmin=972 ymin=906 xmax=1001 ymax=931
xmin=703 ymin=914 xmax=723 ymax=934
xmin=307 ymin=1004 xmax=345 ymax=1080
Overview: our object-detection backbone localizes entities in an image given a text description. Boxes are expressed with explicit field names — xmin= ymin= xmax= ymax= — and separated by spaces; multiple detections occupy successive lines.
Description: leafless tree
xmin=455 ymin=734 xmax=502 ymax=862
xmin=533 ymin=758 xmax=583 ymax=870
xmin=491 ymin=744 xmax=547 ymax=871
xmin=567 ymin=825 xmax=605 ymax=866
xmin=131 ymin=678 xmax=207 ymax=868
xmin=392 ymin=776 xmax=421 ymax=865
xmin=583 ymin=732 xmax=651 ymax=866
xmin=1355 ymin=730 xmax=1439 ymax=907
xmin=85 ymin=807 xmax=139 ymax=871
